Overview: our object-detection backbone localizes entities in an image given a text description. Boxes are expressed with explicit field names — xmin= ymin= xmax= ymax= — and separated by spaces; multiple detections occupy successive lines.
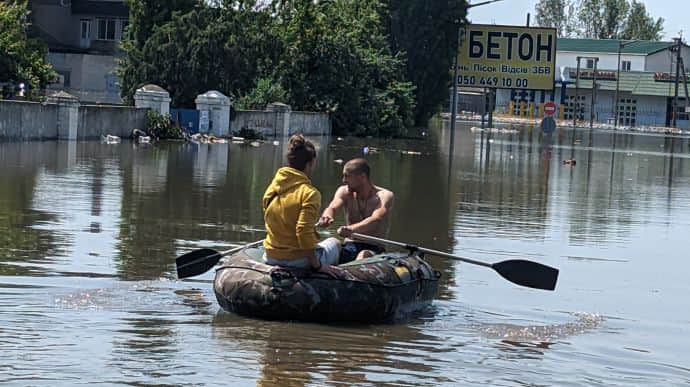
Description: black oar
xmin=176 ymin=240 xmax=263 ymax=279
xmin=351 ymin=233 xmax=559 ymax=291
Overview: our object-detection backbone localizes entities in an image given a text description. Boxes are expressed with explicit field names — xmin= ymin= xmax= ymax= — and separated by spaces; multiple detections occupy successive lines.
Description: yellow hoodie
xmin=262 ymin=167 xmax=321 ymax=260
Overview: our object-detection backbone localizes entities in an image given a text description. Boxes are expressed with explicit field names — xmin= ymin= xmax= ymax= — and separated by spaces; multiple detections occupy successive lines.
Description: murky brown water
xmin=1 ymin=122 xmax=689 ymax=385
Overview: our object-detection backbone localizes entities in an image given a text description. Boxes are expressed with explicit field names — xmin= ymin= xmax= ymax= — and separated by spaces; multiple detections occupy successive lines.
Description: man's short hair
xmin=344 ymin=158 xmax=370 ymax=178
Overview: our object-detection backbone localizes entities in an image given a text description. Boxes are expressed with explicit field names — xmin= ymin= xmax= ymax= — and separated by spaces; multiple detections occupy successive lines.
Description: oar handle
xmin=351 ymin=233 xmax=492 ymax=268
xmin=219 ymin=240 xmax=264 ymax=257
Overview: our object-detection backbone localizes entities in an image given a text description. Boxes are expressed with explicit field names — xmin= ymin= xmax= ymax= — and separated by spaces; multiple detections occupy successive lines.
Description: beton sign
xmin=457 ymin=24 xmax=557 ymax=90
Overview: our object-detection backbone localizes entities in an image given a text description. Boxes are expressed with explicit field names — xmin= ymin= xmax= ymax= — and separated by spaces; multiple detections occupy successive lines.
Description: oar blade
xmin=176 ymin=248 xmax=222 ymax=279
xmin=492 ymin=260 xmax=559 ymax=291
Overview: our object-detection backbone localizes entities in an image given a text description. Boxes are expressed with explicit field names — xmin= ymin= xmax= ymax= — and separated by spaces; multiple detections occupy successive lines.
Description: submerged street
xmin=1 ymin=123 xmax=689 ymax=385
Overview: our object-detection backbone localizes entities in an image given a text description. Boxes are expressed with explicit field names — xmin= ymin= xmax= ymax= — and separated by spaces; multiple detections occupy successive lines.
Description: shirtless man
xmin=319 ymin=158 xmax=394 ymax=263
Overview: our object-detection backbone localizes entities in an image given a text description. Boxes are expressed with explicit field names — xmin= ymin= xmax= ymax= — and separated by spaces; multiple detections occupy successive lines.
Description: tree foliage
xmin=621 ymin=1 xmax=664 ymax=41
xmin=120 ymin=0 xmax=482 ymax=136
xmin=0 ymin=1 xmax=56 ymax=99
xmin=578 ymin=0 xmax=628 ymax=39
xmin=382 ymin=0 xmax=467 ymax=125
xmin=535 ymin=0 xmax=577 ymax=38
xmin=535 ymin=0 xmax=664 ymax=41
xmin=272 ymin=0 xmax=415 ymax=136
xmin=119 ymin=1 xmax=280 ymax=106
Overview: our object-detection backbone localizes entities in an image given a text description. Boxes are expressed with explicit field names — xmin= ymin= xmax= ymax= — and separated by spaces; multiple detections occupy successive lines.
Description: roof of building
xmin=557 ymin=38 xmax=681 ymax=55
xmin=562 ymin=68 xmax=682 ymax=97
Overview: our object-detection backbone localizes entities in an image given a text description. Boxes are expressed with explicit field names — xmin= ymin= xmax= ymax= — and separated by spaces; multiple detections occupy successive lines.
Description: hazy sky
xmin=468 ymin=0 xmax=684 ymax=41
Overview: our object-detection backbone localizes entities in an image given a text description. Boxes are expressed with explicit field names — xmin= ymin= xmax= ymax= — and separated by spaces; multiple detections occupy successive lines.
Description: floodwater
xmin=1 ymin=122 xmax=689 ymax=386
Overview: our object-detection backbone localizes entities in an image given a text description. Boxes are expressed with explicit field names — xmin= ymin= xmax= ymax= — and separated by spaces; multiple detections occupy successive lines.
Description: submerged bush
xmin=146 ymin=110 xmax=183 ymax=139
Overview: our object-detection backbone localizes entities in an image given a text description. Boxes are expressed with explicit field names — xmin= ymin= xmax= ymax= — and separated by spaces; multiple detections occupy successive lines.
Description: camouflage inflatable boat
xmin=213 ymin=247 xmax=441 ymax=323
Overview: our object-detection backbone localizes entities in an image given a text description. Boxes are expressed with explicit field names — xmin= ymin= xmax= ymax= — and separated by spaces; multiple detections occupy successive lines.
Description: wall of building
xmin=47 ymin=52 xmax=121 ymax=104
xmin=31 ymin=2 xmax=77 ymax=47
xmin=645 ymin=46 xmax=690 ymax=73
xmin=634 ymin=94 xmax=668 ymax=126
xmin=0 ymin=100 xmax=58 ymax=140
xmin=557 ymin=52 xmax=646 ymax=71
xmin=0 ymin=99 xmax=147 ymax=141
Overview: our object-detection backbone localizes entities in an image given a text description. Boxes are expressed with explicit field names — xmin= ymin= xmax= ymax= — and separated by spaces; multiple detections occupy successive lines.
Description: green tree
xmin=382 ymin=0 xmax=468 ymax=126
xmin=535 ymin=0 xmax=578 ymax=37
xmin=578 ymin=0 xmax=629 ymax=39
xmin=621 ymin=0 xmax=664 ymax=41
xmin=0 ymin=1 xmax=56 ymax=99
xmin=233 ymin=76 xmax=288 ymax=110
xmin=119 ymin=1 xmax=280 ymax=106
xmin=273 ymin=0 xmax=415 ymax=137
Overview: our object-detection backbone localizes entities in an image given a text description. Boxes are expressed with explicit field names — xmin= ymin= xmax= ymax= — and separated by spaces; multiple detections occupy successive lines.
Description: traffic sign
xmin=544 ymin=101 xmax=556 ymax=116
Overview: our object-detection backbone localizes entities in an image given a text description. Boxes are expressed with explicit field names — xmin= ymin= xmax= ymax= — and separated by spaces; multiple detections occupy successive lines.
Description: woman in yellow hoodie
xmin=262 ymin=134 xmax=341 ymax=276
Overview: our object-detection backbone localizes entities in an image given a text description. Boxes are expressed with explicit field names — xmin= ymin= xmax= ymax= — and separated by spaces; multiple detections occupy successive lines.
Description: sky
xmin=467 ymin=0 xmax=685 ymax=41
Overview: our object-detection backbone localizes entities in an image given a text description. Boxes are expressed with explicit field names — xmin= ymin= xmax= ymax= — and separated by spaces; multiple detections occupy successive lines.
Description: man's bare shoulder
xmin=374 ymin=186 xmax=394 ymax=201
xmin=334 ymin=185 xmax=351 ymax=198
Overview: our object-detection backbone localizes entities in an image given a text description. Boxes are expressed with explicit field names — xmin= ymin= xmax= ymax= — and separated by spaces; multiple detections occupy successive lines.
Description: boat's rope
xmin=216 ymin=265 xmax=439 ymax=289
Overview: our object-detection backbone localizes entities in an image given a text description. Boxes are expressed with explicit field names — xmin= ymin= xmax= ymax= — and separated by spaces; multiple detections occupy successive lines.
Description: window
xmin=617 ymin=98 xmax=637 ymax=126
xmin=621 ymin=60 xmax=632 ymax=72
xmin=586 ymin=59 xmax=595 ymax=69
xmin=97 ymin=18 xmax=116 ymax=40
xmin=564 ymin=95 xmax=586 ymax=121
xmin=80 ymin=19 xmax=91 ymax=39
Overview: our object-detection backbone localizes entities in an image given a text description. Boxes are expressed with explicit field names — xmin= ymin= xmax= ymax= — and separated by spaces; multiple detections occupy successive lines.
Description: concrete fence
xmin=0 ymin=96 xmax=148 ymax=141
xmin=0 ymin=85 xmax=331 ymax=141
xmin=0 ymin=100 xmax=58 ymax=140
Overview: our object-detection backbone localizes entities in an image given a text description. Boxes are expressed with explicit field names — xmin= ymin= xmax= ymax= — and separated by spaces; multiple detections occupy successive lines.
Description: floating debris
xmin=563 ymin=158 xmax=576 ymax=166
xmin=190 ymin=133 xmax=227 ymax=144
xmin=400 ymin=150 xmax=422 ymax=155
xmin=470 ymin=126 xmax=519 ymax=134
xmin=333 ymin=159 xmax=344 ymax=164
xmin=101 ymin=134 xmax=121 ymax=144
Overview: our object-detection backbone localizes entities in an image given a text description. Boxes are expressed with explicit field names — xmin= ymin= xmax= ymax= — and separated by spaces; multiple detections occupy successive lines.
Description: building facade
xmin=30 ymin=0 xmax=129 ymax=104
xmin=493 ymin=38 xmax=690 ymax=128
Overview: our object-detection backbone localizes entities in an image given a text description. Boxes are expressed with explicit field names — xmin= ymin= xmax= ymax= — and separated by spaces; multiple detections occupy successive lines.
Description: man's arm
xmin=319 ymin=186 xmax=348 ymax=226
xmin=338 ymin=190 xmax=394 ymax=236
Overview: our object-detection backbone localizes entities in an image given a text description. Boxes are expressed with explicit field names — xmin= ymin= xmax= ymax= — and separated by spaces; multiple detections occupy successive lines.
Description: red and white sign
xmin=544 ymin=101 xmax=556 ymax=117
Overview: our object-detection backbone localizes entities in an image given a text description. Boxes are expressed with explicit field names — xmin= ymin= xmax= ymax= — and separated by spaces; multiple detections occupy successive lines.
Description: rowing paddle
xmin=176 ymin=240 xmax=263 ymax=279
xmin=351 ymin=233 xmax=559 ymax=291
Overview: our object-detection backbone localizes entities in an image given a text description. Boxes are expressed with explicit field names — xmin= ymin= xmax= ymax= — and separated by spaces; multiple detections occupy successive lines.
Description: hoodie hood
xmin=263 ymin=167 xmax=312 ymax=209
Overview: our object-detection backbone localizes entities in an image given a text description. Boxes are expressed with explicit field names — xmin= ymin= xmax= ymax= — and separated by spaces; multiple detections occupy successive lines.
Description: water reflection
xmin=1 ymin=124 xmax=690 ymax=385
xmin=211 ymin=312 xmax=454 ymax=387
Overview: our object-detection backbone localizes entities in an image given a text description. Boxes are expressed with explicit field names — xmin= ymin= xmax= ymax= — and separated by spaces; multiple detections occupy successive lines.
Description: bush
xmin=234 ymin=127 xmax=265 ymax=140
xmin=233 ymin=77 xmax=288 ymax=111
xmin=146 ymin=110 xmax=183 ymax=139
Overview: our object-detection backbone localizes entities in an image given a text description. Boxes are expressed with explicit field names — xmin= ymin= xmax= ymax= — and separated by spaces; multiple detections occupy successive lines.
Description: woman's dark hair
xmin=287 ymin=134 xmax=316 ymax=171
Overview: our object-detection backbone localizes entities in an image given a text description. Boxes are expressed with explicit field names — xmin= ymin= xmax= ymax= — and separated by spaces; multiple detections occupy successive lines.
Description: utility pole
xmin=573 ymin=56 xmax=582 ymax=128
xmin=614 ymin=42 xmax=623 ymax=127
xmin=673 ymin=37 xmax=682 ymax=127
xmin=590 ymin=58 xmax=599 ymax=129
